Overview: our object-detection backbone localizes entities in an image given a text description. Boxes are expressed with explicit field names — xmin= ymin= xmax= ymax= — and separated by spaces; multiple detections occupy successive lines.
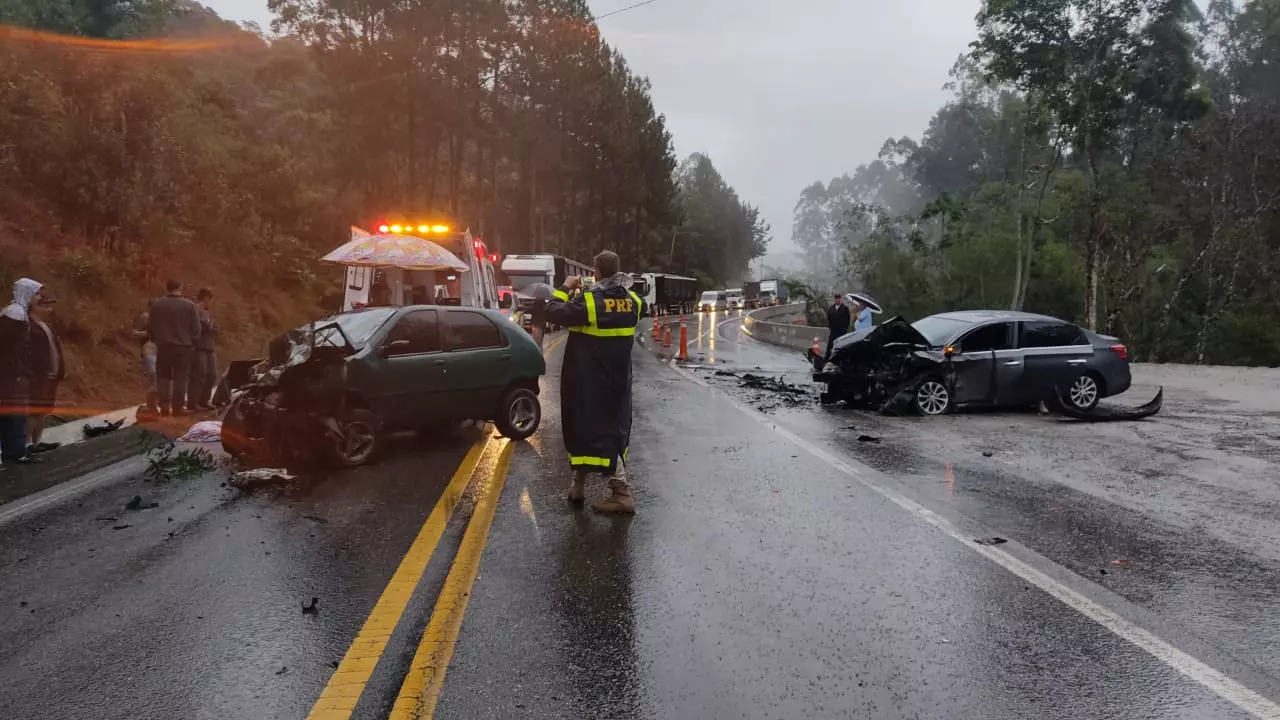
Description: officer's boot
xmin=567 ymin=469 xmax=587 ymax=504
xmin=592 ymin=468 xmax=634 ymax=515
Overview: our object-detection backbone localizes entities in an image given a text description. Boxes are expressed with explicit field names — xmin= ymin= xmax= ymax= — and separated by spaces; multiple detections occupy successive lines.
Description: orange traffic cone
xmin=811 ymin=336 xmax=822 ymax=356
xmin=677 ymin=316 xmax=689 ymax=361
xmin=652 ymin=307 xmax=661 ymax=340
xmin=663 ymin=323 xmax=672 ymax=348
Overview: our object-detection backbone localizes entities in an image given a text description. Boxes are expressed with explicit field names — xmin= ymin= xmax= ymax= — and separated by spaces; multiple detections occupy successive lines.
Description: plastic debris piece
xmin=229 ymin=468 xmax=295 ymax=490
xmin=974 ymin=537 xmax=1007 ymax=546
xmin=83 ymin=418 xmax=125 ymax=439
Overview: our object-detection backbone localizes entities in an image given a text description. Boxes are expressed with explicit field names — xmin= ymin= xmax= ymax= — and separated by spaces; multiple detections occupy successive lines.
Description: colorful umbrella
xmin=322 ymin=227 xmax=469 ymax=272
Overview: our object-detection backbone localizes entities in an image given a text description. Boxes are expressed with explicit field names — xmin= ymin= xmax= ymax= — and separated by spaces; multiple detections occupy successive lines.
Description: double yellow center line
xmin=306 ymin=438 xmax=494 ymax=718
xmin=391 ymin=440 xmax=515 ymax=718
xmin=308 ymin=332 xmax=563 ymax=719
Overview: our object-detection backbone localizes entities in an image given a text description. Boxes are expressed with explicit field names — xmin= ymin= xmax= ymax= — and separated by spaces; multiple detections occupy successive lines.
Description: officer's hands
xmin=563 ymin=276 xmax=582 ymax=291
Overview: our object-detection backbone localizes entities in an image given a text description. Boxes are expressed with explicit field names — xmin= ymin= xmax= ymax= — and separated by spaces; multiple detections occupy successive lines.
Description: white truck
xmin=759 ymin=280 xmax=789 ymax=307
xmin=725 ymin=288 xmax=744 ymax=310
xmin=500 ymin=253 xmax=597 ymax=331
xmin=636 ymin=273 xmax=698 ymax=315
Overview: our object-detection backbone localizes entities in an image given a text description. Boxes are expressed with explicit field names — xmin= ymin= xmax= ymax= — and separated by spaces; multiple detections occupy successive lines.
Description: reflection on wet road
xmin=436 ymin=338 xmax=1273 ymax=719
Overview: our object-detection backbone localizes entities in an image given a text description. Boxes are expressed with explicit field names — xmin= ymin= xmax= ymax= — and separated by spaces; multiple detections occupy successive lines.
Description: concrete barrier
xmin=741 ymin=303 xmax=829 ymax=351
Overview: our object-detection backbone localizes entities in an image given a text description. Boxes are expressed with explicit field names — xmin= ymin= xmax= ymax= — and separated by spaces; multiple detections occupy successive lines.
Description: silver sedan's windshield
xmin=910 ymin=315 xmax=972 ymax=347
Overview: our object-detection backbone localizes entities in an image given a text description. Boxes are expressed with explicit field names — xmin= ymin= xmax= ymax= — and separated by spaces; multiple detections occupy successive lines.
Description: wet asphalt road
xmin=4 ymin=316 xmax=1280 ymax=718
xmin=437 ymin=317 xmax=1275 ymax=719
xmin=0 ymin=423 xmax=484 ymax=719
xmin=694 ymin=316 xmax=1280 ymax=690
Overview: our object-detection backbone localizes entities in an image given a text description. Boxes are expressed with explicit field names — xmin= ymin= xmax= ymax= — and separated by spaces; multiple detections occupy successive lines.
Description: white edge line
xmin=0 ymin=455 xmax=145 ymax=526
xmin=666 ymin=359 xmax=1280 ymax=720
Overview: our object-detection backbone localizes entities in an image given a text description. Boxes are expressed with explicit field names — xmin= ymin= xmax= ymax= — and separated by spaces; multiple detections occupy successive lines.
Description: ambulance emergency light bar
xmin=377 ymin=223 xmax=452 ymax=234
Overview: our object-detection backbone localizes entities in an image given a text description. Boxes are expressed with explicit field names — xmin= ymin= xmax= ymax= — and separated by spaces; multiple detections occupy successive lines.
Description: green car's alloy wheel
xmin=496 ymin=387 xmax=541 ymax=440
xmin=332 ymin=409 xmax=382 ymax=467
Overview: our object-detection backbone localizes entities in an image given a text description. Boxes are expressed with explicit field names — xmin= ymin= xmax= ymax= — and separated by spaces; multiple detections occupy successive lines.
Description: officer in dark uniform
xmin=543 ymin=250 xmax=646 ymax=514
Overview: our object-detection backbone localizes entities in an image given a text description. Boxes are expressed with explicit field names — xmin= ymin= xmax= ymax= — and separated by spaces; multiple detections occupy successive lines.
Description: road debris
xmin=83 ymin=418 xmax=125 ymax=439
xmin=982 ymin=451 xmax=994 ymax=457
xmin=301 ymin=597 xmax=319 ymax=615
xmin=1053 ymin=386 xmax=1164 ymax=422
xmin=974 ymin=537 xmax=1007 ymax=546
xmin=302 ymin=515 xmax=330 ymax=525
xmin=1110 ymin=559 xmax=1130 ymax=566
xmin=229 ymin=468 xmax=295 ymax=491
xmin=857 ymin=435 xmax=880 ymax=443
xmin=714 ymin=370 xmax=738 ymax=377
xmin=740 ymin=373 xmax=806 ymax=395
xmin=111 ymin=524 xmax=131 ymax=531
xmin=124 ymin=495 xmax=159 ymax=511
xmin=275 ymin=666 xmax=289 ymax=676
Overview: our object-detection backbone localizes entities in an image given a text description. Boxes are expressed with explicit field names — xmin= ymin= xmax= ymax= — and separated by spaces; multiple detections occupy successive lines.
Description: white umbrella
xmin=845 ymin=292 xmax=883 ymax=314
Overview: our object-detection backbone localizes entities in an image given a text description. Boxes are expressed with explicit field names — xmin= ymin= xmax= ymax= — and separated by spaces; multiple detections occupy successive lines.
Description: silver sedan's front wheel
xmin=914 ymin=379 xmax=951 ymax=416
xmin=1068 ymin=373 xmax=1101 ymax=411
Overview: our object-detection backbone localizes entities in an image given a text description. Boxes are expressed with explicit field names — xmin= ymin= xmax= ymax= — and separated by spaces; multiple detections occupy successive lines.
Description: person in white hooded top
xmin=0 ymin=278 xmax=44 ymax=465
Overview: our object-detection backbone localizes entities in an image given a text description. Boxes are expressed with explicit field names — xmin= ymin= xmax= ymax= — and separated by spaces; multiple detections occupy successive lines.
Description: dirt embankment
xmin=0 ymin=229 xmax=335 ymax=416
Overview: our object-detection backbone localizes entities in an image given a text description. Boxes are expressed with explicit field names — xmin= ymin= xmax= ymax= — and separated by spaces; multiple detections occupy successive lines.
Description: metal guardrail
xmin=740 ymin=303 xmax=829 ymax=351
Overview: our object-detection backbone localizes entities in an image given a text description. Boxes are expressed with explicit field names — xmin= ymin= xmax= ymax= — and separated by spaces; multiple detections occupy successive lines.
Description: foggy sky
xmin=203 ymin=0 xmax=983 ymax=264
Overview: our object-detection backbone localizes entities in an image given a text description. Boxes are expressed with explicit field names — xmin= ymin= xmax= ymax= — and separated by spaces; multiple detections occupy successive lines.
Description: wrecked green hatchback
xmin=222 ymin=305 xmax=546 ymax=468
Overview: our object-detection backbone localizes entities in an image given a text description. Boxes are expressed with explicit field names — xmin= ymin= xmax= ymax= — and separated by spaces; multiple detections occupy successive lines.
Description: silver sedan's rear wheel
xmin=1068 ymin=373 xmax=1101 ymax=411
xmin=914 ymin=379 xmax=952 ymax=416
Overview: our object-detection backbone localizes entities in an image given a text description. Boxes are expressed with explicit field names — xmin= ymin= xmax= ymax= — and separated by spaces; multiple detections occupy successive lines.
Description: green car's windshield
xmin=324 ymin=307 xmax=397 ymax=348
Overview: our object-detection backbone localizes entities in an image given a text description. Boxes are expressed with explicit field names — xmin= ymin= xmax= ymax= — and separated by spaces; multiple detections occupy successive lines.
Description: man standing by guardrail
xmin=825 ymin=293 xmax=850 ymax=360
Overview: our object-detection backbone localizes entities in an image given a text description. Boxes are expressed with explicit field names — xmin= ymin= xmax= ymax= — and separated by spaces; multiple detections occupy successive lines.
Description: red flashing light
xmin=377 ymin=224 xmax=390 ymax=233
xmin=489 ymin=253 xmax=498 ymax=263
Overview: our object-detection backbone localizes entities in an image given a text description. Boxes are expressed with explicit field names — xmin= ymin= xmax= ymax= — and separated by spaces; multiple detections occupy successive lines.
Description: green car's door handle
xmin=433 ymin=359 xmax=447 ymax=366
xmin=500 ymin=353 xmax=511 ymax=360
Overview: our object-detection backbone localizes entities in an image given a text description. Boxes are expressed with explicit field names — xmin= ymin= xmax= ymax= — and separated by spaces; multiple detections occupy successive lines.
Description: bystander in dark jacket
xmin=825 ymin=294 xmax=851 ymax=360
xmin=147 ymin=280 xmax=202 ymax=415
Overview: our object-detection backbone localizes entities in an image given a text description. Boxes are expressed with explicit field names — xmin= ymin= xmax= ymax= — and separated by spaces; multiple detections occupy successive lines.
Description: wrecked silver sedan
xmin=812 ymin=310 xmax=1136 ymax=416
